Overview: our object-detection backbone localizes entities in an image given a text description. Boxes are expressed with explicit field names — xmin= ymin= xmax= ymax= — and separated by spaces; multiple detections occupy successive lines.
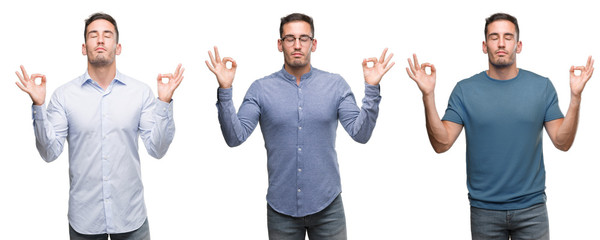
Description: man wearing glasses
xmin=15 ymin=12 xmax=183 ymax=239
xmin=206 ymin=13 xmax=394 ymax=240
xmin=406 ymin=13 xmax=594 ymax=239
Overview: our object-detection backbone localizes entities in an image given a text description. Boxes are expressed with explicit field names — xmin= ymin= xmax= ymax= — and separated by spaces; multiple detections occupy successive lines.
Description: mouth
xmin=96 ymin=47 xmax=106 ymax=52
xmin=292 ymin=52 xmax=303 ymax=57
xmin=496 ymin=50 xmax=507 ymax=56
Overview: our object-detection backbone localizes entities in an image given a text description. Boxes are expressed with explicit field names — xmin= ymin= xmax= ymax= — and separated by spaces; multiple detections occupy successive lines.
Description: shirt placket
xmin=296 ymin=82 xmax=305 ymax=212
xmin=98 ymin=83 xmax=114 ymax=232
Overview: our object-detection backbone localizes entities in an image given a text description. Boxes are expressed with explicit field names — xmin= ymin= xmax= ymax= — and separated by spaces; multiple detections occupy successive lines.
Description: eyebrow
xmin=283 ymin=34 xmax=312 ymax=38
xmin=87 ymin=30 xmax=114 ymax=36
xmin=487 ymin=32 xmax=515 ymax=39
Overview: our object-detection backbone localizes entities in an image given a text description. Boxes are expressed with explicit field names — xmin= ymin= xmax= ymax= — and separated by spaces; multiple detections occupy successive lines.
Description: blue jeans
xmin=471 ymin=203 xmax=549 ymax=240
xmin=267 ymin=194 xmax=347 ymax=240
xmin=69 ymin=218 xmax=150 ymax=240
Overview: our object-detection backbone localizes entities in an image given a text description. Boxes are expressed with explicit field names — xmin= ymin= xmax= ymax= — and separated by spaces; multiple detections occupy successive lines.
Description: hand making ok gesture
xmin=406 ymin=54 xmax=436 ymax=96
xmin=363 ymin=48 xmax=395 ymax=86
xmin=157 ymin=64 xmax=185 ymax=103
xmin=15 ymin=65 xmax=46 ymax=106
xmin=569 ymin=56 xmax=594 ymax=97
xmin=205 ymin=46 xmax=237 ymax=89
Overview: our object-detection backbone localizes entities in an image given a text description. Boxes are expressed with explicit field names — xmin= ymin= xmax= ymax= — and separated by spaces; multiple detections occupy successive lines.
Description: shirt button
xmin=298 ymin=168 xmax=302 ymax=172
xmin=297 ymin=189 xmax=301 ymax=192
xmin=298 ymin=126 xmax=302 ymax=130
xmin=298 ymin=148 xmax=302 ymax=151
xmin=298 ymin=106 xmax=302 ymax=110
xmin=33 ymin=111 xmax=37 ymax=114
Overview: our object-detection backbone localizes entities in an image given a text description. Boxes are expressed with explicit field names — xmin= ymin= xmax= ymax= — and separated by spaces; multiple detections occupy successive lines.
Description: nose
xmin=97 ymin=34 xmax=105 ymax=45
xmin=293 ymin=38 xmax=302 ymax=49
xmin=498 ymin=37 xmax=505 ymax=48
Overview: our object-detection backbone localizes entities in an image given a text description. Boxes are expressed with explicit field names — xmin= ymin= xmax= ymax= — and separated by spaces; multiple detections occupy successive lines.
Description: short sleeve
xmin=543 ymin=79 xmax=564 ymax=122
xmin=442 ymin=83 xmax=465 ymax=125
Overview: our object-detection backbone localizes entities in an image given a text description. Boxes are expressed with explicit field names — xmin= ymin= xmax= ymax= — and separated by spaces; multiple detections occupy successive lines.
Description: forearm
xmin=554 ymin=95 xmax=581 ymax=151
xmin=340 ymin=84 xmax=381 ymax=143
xmin=32 ymin=105 xmax=66 ymax=162
xmin=422 ymin=93 xmax=451 ymax=153
xmin=217 ymin=99 xmax=245 ymax=147
xmin=216 ymin=88 xmax=257 ymax=147
xmin=143 ymin=100 xmax=175 ymax=158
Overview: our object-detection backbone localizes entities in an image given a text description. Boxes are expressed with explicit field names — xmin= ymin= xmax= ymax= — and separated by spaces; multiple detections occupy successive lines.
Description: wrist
xmin=422 ymin=91 xmax=435 ymax=99
xmin=570 ymin=94 xmax=582 ymax=105
xmin=364 ymin=76 xmax=382 ymax=86
xmin=158 ymin=96 xmax=172 ymax=103
xmin=219 ymin=83 xmax=232 ymax=89
xmin=33 ymin=99 xmax=45 ymax=106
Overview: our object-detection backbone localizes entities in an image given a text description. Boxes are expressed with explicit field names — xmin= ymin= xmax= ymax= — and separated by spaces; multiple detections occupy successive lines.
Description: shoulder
xmin=519 ymin=69 xmax=547 ymax=79
xmin=243 ymin=71 xmax=283 ymax=96
xmin=57 ymin=74 xmax=84 ymax=90
xmin=249 ymin=71 xmax=280 ymax=90
xmin=52 ymin=74 xmax=86 ymax=98
xmin=311 ymin=68 xmax=348 ymax=92
xmin=254 ymin=71 xmax=280 ymax=84
xmin=119 ymin=72 xmax=152 ymax=91
xmin=518 ymin=69 xmax=551 ymax=84
xmin=447 ymin=71 xmax=487 ymax=99
xmin=457 ymin=71 xmax=486 ymax=86
xmin=314 ymin=67 xmax=345 ymax=81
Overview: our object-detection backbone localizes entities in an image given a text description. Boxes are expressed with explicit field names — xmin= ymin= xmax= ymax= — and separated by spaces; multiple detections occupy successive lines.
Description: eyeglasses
xmin=281 ymin=35 xmax=314 ymax=46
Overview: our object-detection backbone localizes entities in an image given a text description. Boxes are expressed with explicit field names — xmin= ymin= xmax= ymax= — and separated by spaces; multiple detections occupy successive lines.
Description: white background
xmin=1 ymin=0 xmax=598 ymax=239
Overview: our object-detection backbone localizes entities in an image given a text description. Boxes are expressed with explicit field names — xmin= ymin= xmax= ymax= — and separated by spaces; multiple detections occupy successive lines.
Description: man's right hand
xmin=205 ymin=46 xmax=237 ymax=89
xmin=15 ymin=65 xmax=46 ymax=106
xmin=406 ymin=54 xmax=436 ymax=96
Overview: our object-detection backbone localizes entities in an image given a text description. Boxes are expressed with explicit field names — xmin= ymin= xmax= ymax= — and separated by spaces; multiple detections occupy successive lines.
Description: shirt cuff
xmin=32 ymin=104 xmax=46 ymax=120
xmin=154 ymin=98 xmax=173 ymax=118
xmin=217 ymin=87 xmax=233 ymax=102
xmin=364 ymin=83 xmax=381 ymax=98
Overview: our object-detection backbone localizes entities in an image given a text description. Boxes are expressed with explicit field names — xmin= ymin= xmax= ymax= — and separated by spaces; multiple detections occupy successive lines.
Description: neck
xmin=88 ymin=62 xmax=117 ymax=90
xmin=284 ymin=64 xmax=311 ymax=86
xmin=487 ymin=63 xmax=519 ymax=80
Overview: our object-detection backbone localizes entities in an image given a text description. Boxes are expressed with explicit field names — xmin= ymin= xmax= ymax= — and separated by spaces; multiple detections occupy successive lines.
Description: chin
xmin=89 ymin=58 xmax=114 ymax=67
xmin=286 ymin=60 xmax=308 ymax=68
xmin=490 ymin=61 xmax=514 ymax=69
xmin=489 ymin=56 xmax=515 ymax=68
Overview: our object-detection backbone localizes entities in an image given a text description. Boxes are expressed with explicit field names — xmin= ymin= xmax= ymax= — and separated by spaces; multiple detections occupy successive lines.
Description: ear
xmin=82 ymin=43 xmax=88 ymax=56
xmin=516 ymin=41 xmax=522 ymax=54
xmin=116 ymin=43 xmax=122 ymax=55
xmin=482 ymin=41 xmax=488 ymax=54
xmin=310 ymin=38 xmax=317 ymax=52
xmin=277 ymin=39 xmax=283 ymax=52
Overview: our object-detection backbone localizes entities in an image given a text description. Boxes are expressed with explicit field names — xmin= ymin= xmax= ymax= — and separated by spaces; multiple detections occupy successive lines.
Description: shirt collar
xmin=279 ymin=65 xmax=315 ymax=83
xmin=79 ymin=70 xmax=128 ymax=86
xmin=483 ymin=68 xmax=521 ymax=82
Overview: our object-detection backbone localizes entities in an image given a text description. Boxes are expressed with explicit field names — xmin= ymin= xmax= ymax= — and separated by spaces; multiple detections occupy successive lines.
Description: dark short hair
xmin=279 ymin=13 xmax=314 ymax=38
xmin=84 ymin=12 xmax=119 ymax=43
xmin=484 ymin=13 xmax=519 ymax=41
